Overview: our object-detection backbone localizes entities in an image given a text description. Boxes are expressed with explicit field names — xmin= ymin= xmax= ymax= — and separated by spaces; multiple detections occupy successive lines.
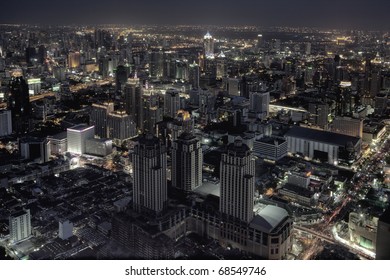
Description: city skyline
xmin=0 ymin=3 xmax=389 ymax=261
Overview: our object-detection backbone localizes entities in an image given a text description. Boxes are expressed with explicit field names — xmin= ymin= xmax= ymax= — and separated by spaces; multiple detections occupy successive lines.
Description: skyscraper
xmin=132 ymin=134 xmax=167 ymax=215
xmin=203 ymin=32 xmax=215 ymax=59
xmin=308 ymin=102 xmax=329 ymax=129
xmin=107 ymin=110 xmax=137 ymax=146
xmin=164 ymin=89 xmax=181 ymax=118
xmin=172 ymin=132 xmax=203 ymax=192
xmin=188 ymin=61 xmax=200 ymax=89
xmin=0 ymin=110 xmax=12 ymax=136
xmin=150 ymin=49 xmax=164 ymax=79
xmin=8 ymin=76 xmax=31 ymax=134
xmin=124 ymin=77 xmax=143 ymax=130
xmin=90 ymin=102 xmax=114 ymax=138
xmin=249 ymin=91 xmax=270 ymax=120
xmin=9 ymin=209 xmax=32 ymax=244
xmin=220 ymin=140 xmax=255 ymax=223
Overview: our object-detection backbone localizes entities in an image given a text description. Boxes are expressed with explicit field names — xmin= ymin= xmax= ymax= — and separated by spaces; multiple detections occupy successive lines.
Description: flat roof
xmin=285 ymin=126 xmax=360 ymax=147
xmin=193 ymin=181 xmax=220 ymax=197
xmin=251 ymin=205 xmax=289 ymax=233
xmin=67 ymin=124 xmax=93 ymax=132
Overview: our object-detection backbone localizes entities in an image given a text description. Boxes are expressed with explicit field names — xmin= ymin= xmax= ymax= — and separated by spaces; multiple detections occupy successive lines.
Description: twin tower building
xmin=132 ymin=132 xmax=253 ymax=222
xmin=130 ymin=130 xmax=292 ymax=259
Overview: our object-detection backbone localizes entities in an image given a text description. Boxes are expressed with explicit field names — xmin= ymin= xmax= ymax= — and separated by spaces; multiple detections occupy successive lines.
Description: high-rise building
xmin=220 ymin=140 xmax=255 ymax=223
xmin=188 ymin=61 xmax=200 ymax=89
xmin=25 ymin=46 xmax=36 ymax=65
xmin=90 ymin=102 xmax=114 ymax=138
xmin=164 ymin=89 xmax=181 ymax=118
xmin=216 ymin=52 xmax=227 ymax=79
xmin=59 ymin=220 xmax=73 ymax=240
xmin=203 ymin=32 xmax=215 ymax=59
xmin=331 ymin=116 xmax=363 ymax=138
xmin=142 ymin=91 xmax=162 ymax=134
xmin=38 ymin=45 xmax=47 ymax=64
xmin=0 ymin=110 xmax=12 ymax=136
xmin=150 ymin=49 xmax=164 ymax=79
xmin=375 ymin=92 xmax=388 ymax=116
xmin=9 ymin=209 xmax=32 ymax=244
xmin=67 ymin=124 xmax=95 ymax=154
xmin=8 ymin=76 xmax=31 ymax=134
xmin=68 ymin=51 xmax=81 ymax=69
xmin=132 ymin=134 xmax=167 ymax=215
xmin=249 ymin=91 xmax=270 ymax=120
xmin=115 ymin=65 xmax=130 ymax=92
xmin=107 ymin=110 xmax=137 ymax=146
xmin=172 ymin=132 xmax=203 ymax=192
xmin=124 ymin=77 xmax=143 ymax=130
xmin=308 ymin=102 xmax=329 ymax=129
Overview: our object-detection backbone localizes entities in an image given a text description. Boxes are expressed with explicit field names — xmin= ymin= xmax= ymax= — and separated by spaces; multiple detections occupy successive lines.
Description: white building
xmin=9 ymin=209 xmax=32 ymax=244
xmin=285 ymin=126 xmax=361 ymax=165
xmin=67 ymin=124 xmax=95 ymax=155
xmin=253 ymin=137 xmax=287 ymax=161
xmin=0 ymin=110 xmax=12 ymax=136
xmin=59 ymin=220 xmax=73 ymax=240
xmin=85 ymin=138 xmax=112 ymax=157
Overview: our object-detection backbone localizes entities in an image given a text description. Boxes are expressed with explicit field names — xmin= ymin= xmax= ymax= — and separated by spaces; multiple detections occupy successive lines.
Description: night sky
xmin=1 ymin=0 xmax=390 ymax=29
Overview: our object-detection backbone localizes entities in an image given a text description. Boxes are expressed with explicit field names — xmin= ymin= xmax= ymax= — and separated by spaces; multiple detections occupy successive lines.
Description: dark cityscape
xmin=0 ymin=0 xmax=390 ymax=262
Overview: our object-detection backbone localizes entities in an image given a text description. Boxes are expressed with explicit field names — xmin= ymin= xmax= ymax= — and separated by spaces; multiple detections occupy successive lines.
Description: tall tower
xmin=204 ymin=32 xmax=215 ymax=59
xmin=8 ymin=76 xmax=31 ymax=134
xmin=90 ymin=102 xmax=114 ymax=138
xmin=9 ymin=209 xmax=32 ymax=244
xmin=132 ymin=134 xmax=167 ymax=215
xmin=249 ymin=91 xmax=270 ymax=120
xmin=164 ymin=89 xmax=181 ymax=118
xmin=172 ymin=132 xmax=203 ymax=192
xmin=188 ymin=61 xmax=200 ymax=89
xmin=220 ymin=140 xmax=255 ymax=223
xmin=124 ymin=76 xmax=143 ymax=131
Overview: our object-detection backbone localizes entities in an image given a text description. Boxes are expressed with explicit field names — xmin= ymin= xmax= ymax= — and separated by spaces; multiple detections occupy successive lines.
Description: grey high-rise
xmin=172 ymin=133 xmax=203 ymax=192
xmin=132 ymin=134 xmax=167 ymax=215
xmin=220 ymin=140 xmax=255 ymax=223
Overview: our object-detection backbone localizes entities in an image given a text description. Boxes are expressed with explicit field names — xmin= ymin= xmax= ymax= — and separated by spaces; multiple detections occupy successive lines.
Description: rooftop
xmin=251 ymin=205 xmax=289 ymax=233
xmin=285 ymin=126 xmax=360 ymax=146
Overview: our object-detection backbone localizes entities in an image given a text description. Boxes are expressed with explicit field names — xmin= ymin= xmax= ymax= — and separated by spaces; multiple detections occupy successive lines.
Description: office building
xmin=249 ymin=91 xmax=270 ymax=120
xmin=308 ymin=102 xmax=329 ymax=129
xmin=331 ymin=116 xmax=363 ymax=138
xmin=90 ymin=102 xmax=114 ymax=138
xmin=0 ymin=110 xmax=12 ymax=136
xmin=9 ymin=209 xmax=32 ymax=244
xmin=107 ymin=111 xmax=137 ymax=146
xmin=172 ymin=132 xmax=203 ymax=192
xmin=220 ymin=140 xmax=255 ymax=223
xmin=59 ymin=220 xmax=73 ymax=240
xmin=8 ymin=76 xmax=31 ymax=134
xmin=47 ymin=132 xmax=67 ymax=155
xmin=19 ymin=137 xmax=50 ymax=163
xmin=124 ymin=77 xmax=143 ymax=130
xmin=253 ymin=137 xmax=287 ymax=161
xmin=164 ymin=89 xmax=181 ymax=118
xmin=203 ymin=32 xmax=214 ymax=59
xmin=67 ymin=124 xmax=95 ymax=155
xmin=188 ymin=61 xmax=200 ymax=89
xmin=132 ymin=134 xmax=167 ymax=215
xmin=27 ymin=78 xmax=41 ymax=95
